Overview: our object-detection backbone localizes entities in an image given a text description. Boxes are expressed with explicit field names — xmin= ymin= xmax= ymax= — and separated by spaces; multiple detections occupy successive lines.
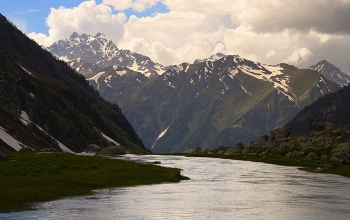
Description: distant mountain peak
xmin=194 ymin=52 xmax=227 ymax=64
xmin=310 ymin=60 xmax=350 ymax=86
xmin=94 ymin=32 xmax=105 ymax=38
xmin=70 ymin=32 xmax=79 ymax=39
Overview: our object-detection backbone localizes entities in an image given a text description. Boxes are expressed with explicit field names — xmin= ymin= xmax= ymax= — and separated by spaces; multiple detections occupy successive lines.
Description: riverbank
xmin=176 ymin=153 xmax=350 ymax=178
xmin=0 ymin=152 xmax=188 ymax=213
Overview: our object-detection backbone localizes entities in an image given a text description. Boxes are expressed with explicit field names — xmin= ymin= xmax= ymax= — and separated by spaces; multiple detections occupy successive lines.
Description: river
xmin=2 ymin=154 xmax=350 ymax=219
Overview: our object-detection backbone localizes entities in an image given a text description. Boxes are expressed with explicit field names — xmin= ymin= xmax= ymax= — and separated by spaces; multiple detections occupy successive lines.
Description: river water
xmin=2 ymin=154 xmax=350 ymax=219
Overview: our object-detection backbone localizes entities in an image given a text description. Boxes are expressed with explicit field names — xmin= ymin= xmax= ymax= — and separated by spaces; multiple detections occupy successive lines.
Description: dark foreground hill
xmin=0 ymin=14 xmax=146 ymax=153
xmin=286 ymin=84 xmax=350 ymax=135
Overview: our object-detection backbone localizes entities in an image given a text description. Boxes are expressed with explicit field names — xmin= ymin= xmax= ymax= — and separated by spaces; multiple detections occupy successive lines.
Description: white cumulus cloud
xmin=26 ymin=0 xmax=350 ymax=74
xmin=28 ymin=1 xmax=125 ymax=46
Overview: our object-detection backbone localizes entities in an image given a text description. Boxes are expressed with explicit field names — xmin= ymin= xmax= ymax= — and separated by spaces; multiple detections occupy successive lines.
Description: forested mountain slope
xmin=0 ymin=14 xmax=146 ymax=153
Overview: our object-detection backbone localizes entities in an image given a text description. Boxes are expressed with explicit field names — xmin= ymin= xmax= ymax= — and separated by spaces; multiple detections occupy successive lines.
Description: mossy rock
xmin=331 ymin=142 xmax=350 ymax=155
xmin=97 ymin=146 xmax=126 ymax=156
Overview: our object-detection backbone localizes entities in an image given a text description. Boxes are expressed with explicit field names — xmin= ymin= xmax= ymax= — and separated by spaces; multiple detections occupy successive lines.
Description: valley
xmin=2 ymin=1 xmax=350 ymax=218
xmin=48 ymin=32 xmax=342 ymax=153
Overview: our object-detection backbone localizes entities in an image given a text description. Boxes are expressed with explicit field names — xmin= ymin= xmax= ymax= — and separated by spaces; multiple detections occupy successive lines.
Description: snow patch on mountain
xmin=20 ymin=66 xmax=34 ymax=77
xmin=240 ymin=83 xmax=251 ymax=96
xmin=0 ymin=126 xmax=27 ymax=151
xmin=116 ymin=70 xmax=127 ymax=76
xmin=20 ymin=111 xmax=30 ymax=126
xmin=228 ymin=67 xmax=238 ymax=78
xmin=88 ymin=71 xmax=105 ymax=89
xmin=18 ymin=111 xmax=74 ymax=153
xmin=157 ymin=127 xmax=170 ymax=141
xmin=232 ymin=57 xmax=293 ymax=101
xmin=104 ymin=75 xmax=113 ymax=87
xmin=101 ymin=131 xmax=120 ymax=146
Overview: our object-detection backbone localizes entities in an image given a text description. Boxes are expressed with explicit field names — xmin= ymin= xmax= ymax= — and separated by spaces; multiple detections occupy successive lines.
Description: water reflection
xmin=2 ymin=155 xmax=350 ymax=219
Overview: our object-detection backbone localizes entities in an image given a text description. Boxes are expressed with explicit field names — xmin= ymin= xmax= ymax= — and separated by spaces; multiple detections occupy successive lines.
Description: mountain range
xmin=0 ymin=14 xmax=146 ymax=154
xmin=48 ymin=33 xmax=344 ymax=153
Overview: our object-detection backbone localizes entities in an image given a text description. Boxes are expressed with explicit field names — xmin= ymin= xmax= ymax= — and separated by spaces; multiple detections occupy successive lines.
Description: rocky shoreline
xmin=184 ymin=119 xmax=350 ymax=171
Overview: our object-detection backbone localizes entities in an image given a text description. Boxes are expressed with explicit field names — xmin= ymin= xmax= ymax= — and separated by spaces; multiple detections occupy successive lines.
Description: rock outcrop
xmin=269 ymin=127 xmax=292 ymax=141
xmin=183 ymin=119 xmax=350 ymax=164
xmin=83 ymin=144 xmax=101 ymax=153
xmin=97 ymin=146 xmax=127 ymax=156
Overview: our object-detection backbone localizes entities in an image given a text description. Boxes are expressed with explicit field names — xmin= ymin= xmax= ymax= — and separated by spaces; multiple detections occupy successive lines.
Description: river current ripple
xmin=2 ymin=155 xmax=350 ymax=219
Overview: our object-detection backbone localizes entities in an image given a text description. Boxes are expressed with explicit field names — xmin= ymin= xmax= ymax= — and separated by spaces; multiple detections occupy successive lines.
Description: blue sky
xmin=0 ymin=0 xmax=168 ymax=34
xmin=0 ymin=0 xmax=349 ymax=73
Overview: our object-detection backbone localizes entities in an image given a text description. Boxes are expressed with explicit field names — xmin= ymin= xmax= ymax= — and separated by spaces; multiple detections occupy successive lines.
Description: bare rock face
xmin=97 ymin=146 xmax=127 ymax=156
xmin=269 ymin=126 xmax=292 ymax=141
xmin=309 ymin=119 xmax=336 ymax=132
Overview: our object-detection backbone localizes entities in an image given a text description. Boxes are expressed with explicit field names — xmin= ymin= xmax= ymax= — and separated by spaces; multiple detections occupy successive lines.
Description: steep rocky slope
xmin=0 ymin=14 xmax=146 ymax=153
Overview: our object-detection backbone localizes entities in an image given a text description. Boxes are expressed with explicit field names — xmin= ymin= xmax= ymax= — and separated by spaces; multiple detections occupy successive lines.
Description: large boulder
xmin=309 ymin=119 xmax=336 ymax=132
xmin=285 ymin=151 xmax=304 ymax=158
xmin=83 ymin=144 xmax=101 ymax=153
xmin=228 ymin=142 xmax=244 ymax=154
xmin=211 ymin=146 xmax=229 ymax=154
xmin=269 ymin=126 xmax=292 ymax=141
xmin=97 ymin=146 xmax=127 ymax=156
xmin=328 ymin=151 xmax=348 ymax=164
xmin=19 ymin=147 xmax=34 ymax=152
xmin=307 ymin=152 xmax=320 ymax=160
xmin=183 ymin=146 xmax=204 ymax=154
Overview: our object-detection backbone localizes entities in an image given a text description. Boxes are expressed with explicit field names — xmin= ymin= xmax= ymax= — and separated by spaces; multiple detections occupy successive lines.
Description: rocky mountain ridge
xmin=89 ymin=53 xmax=339 ymax=152
xmin=48 ymin=33 xmax=340 ymax=153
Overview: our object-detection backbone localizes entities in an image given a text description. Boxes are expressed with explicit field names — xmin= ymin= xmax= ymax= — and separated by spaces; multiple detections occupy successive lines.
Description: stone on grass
xmin=97 ymin=146 xmax=126 ymax=156
xmin=83 ymin=144 xmax=101 ymax=153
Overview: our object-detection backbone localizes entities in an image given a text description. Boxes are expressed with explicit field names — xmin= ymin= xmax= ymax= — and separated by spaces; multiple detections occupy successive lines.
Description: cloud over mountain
xmin=27 ymin=0 xmax=350 ymax=74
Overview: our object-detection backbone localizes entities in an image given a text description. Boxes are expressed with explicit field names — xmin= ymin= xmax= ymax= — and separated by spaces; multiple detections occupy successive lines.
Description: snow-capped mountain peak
xmin=48 ymin=32 xmax=167 ymax=78
xmin=194 ymin=52 xmax=227 ymax=64
xmin=309 ymin=60 xmax=350 ymax=86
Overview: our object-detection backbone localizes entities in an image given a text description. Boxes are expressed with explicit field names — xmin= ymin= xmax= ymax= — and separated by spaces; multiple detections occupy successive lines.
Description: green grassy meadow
xmin=0 ymin=152 xmax=188 ymax=212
